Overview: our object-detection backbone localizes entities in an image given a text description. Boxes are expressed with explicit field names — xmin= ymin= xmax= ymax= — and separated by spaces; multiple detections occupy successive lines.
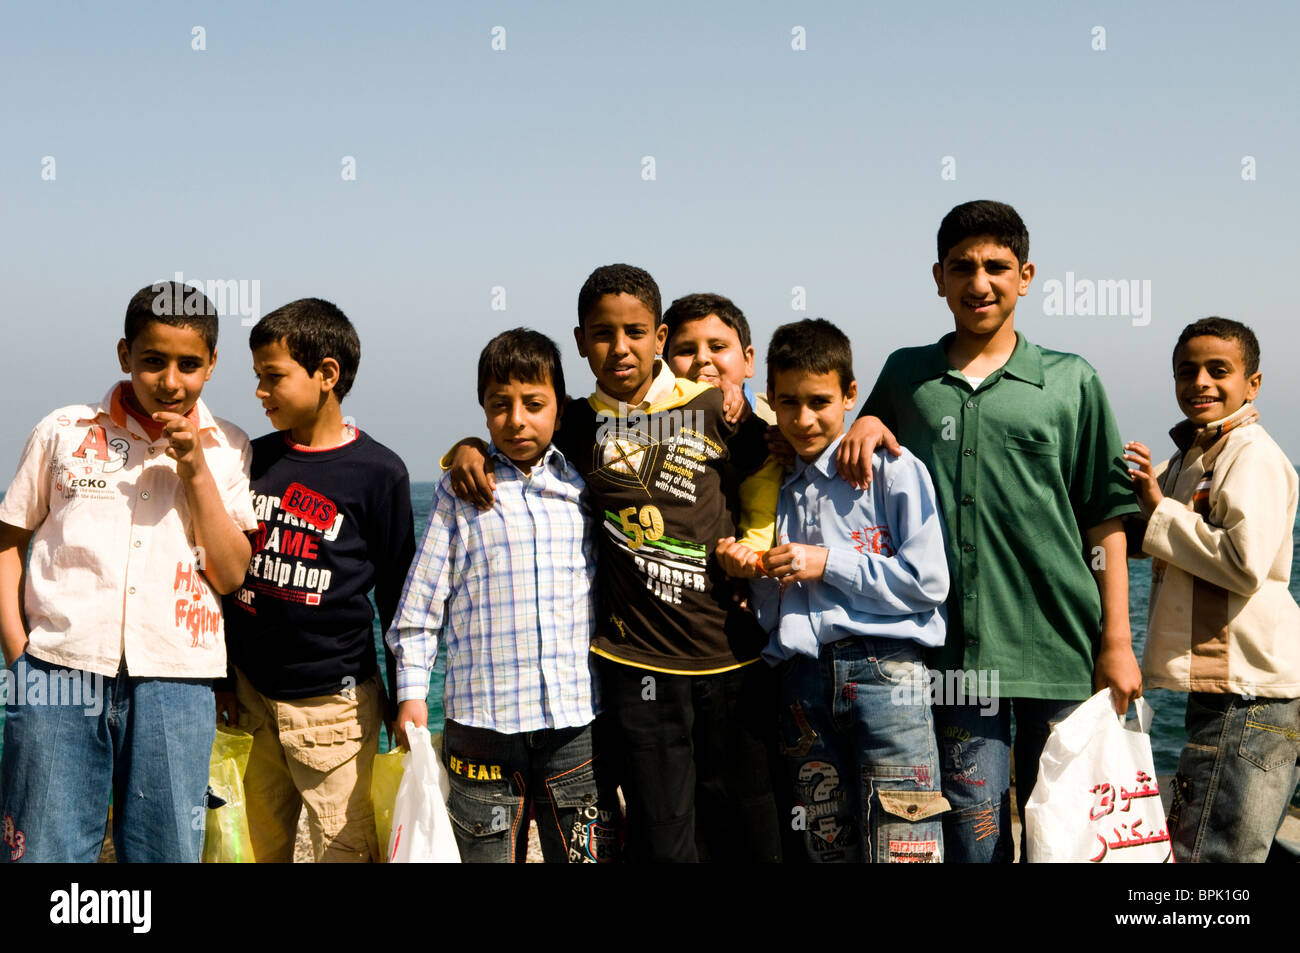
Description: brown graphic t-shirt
xmin=556 ymin=380 xmax=769 ymax=673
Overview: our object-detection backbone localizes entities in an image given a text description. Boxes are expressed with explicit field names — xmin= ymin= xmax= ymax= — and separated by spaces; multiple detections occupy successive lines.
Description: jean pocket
xmin=446 ymin=776 xmax=518 ymax=861
xmin=873 ymin=788 xmax=949 ymax=864
xmin=1239 ymin=702 xmax=1300 ymax=771
xmin=547 ymin=762 xmax=617 ymax=862
xmin=870 ymin=655 xmax=926 ymax=687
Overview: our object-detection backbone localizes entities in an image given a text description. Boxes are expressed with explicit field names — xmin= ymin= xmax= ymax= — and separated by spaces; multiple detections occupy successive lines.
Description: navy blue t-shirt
xmin=224 ymin=430 xmax=415 ymax=705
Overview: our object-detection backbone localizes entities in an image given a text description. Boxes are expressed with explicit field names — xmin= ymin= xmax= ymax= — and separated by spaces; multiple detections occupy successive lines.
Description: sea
xmin=3 ymin=482 xmax=1299 ymax=794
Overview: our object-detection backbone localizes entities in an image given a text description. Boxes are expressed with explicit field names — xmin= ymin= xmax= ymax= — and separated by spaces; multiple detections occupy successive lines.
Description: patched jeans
xmin=442 ymin=718 xmax=619 ymax=863
xmin=934 ymin=697 xmax=1079 ymax=863
xmin=0 ymin=652 xmax=214 ymax=863
xmin=778 ymin=637 xmax=948 ymax=863
xmin=1168 ymin=693 xmax=1300 ymax=863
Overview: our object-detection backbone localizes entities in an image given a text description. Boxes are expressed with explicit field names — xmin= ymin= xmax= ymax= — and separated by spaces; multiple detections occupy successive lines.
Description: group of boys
xmin=0 ymin=200 xmax=1296 ymax=865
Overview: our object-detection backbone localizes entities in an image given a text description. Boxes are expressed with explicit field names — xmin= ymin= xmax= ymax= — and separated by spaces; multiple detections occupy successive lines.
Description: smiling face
xmin=1173 ymin=334 xmax=1261 ymax=425
xmin=252 ymin=337 xmax=329 ymax=436
xmin=665 ymin=314 xmax=755 ymax=388
xmin=770 ymin=368 xmax=858 ymax=463
xmin=933 ymin=235 xmax=1035 ymax=340
xmin=574 ymin=292 xmax=667 ymax=404
xmin=116 ymin=321 xmax=215 ymax=419
xmin=482 ymin=374 xmax=561 ymax=470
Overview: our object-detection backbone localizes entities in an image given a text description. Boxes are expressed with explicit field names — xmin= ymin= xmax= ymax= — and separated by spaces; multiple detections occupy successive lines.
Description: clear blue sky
xmin=3 ymin=1 xmax=1297 ymax=479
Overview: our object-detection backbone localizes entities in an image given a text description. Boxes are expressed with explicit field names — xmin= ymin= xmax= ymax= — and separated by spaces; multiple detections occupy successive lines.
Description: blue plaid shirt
xmin=385 ymin=443 xmax=599 ymax=733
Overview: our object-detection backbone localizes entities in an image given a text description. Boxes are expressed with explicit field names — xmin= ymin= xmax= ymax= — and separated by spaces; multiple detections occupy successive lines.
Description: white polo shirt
xmin=0 ymin=384 xmax=259 ymax=678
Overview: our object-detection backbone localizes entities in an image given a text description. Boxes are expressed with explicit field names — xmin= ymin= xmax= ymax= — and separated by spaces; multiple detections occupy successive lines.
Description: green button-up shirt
xmin=861 ymin=332 xmax=1139 ymax=698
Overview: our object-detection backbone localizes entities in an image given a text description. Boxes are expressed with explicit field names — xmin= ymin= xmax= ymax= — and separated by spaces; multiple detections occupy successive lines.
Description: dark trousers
xmin=596 ymin=657 xmax=781 ymax=862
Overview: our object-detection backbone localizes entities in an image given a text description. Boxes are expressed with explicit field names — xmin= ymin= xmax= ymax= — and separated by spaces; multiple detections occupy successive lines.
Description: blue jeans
xmin=442 ymin=718 xmax=619 ymax=863
xmin=1168 ymin=693 xmax=1300 ymax=863
xmin=934 ymin=697 xmax=1080 ymax=863
xmin=778 ymin=637 xmax=946 ymax=863
xmin=0 ymin=652 xmax=214 ymax=863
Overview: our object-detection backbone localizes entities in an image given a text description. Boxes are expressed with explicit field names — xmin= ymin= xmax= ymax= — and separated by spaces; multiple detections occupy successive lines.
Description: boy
xmin=447 ymin=265 xmax=781 ymax=862
xmin=0 ymin=281 xmax=257 ymax=863
xmin=222 ymin=298 xmax=415 ymax=863
xmin=719 ymin=318 xmax=951 ymax=862
xmin=1125 ymin=317 xmax=1300 ymax=863
xmin=836 ymin=200 xmax=1142 ymax=862
xmin=663 ymin=292 xmax=773 ymax=425
xmin=663 ymin=291 xmax=782 ymax=552
xmin=387 ymin=328 xmax=616 ymax=863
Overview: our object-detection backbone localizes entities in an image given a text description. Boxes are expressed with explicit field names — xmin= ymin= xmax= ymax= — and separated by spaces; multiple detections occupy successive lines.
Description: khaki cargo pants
xmin=235 ymin=670 xmax=381 ymax=863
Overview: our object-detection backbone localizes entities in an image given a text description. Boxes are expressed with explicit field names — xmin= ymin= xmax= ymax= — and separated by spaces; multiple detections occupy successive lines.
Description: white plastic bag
xmin=1025 ymin=688 xmax=1173 ymax=863
xmin=388 ymin=723 xmax=461 ymax=863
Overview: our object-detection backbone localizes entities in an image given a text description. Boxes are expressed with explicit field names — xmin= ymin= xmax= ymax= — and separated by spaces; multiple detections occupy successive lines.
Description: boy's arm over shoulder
xmin=1143 ymin=430 xmax=1297 ymax=596
xmin=385 ymin=475 xmax=462 ymax=707
xmin=820 ymin=448 xmax=949 ymax=613
xmin=838 ymin=352 xmax=905 ymax=487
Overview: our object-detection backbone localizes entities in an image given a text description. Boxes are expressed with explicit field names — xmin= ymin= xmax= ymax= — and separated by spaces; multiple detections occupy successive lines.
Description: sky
xmin=3 ymin=1 xmax=1298 ymax=480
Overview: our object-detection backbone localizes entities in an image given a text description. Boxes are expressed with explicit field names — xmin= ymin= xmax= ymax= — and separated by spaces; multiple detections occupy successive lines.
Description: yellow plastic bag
xmin=371 ymin=747 xmax=406 ymax=860
xmin=202 ymin=726 xmax=255 ymax=863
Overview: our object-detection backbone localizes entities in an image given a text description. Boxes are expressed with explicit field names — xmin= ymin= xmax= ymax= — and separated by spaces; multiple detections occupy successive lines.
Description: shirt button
xmin=128 ymin=587 xmax=136 ymax=595
xmin=962 ymin=543 xmax=975 ymax=553
xmin=966 ymin=400 xmax=975 ymax=409
xmin=134 ymin=540 xmax=142 ymax=548
xmin=141 ymin=491 xmax=150 ymax=500
xmin=962 ymin=448 xmax=974 ymax=457
xmin=148 ymin=447 xmax=156 ymax=454
xmin=961 ymin=495 xmax=974 ymax=505
xmin=965 ymin=591 xmax=977 ymax=600
xmin=967 ymin=637 xmax=977 ymax=646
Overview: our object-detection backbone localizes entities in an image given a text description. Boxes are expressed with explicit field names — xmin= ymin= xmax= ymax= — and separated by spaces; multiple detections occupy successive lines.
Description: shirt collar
xmin=593 ymin=360 xmax=677 ymax=411
xmin=785 ymin=434 xmax=844 ymax=489
xmin=90 ymin=383 xmax=214 ymax=442
xmin=488 ymin=440 xmax=569 ymax=479
xmin=1168 ymin=401 xmax=1260 ymax=455
xmin=910 ymin=332 xmax=1044 ymax=388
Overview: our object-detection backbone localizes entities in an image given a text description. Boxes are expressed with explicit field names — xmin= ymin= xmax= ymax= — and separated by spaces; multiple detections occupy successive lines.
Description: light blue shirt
xmin=755 ymin=436 xmax=949 ymax=663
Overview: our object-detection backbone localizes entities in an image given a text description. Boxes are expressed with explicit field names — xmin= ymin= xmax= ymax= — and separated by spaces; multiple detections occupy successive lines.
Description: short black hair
xmin=125 ymin=281 xmax=219 ymax=356
xmin=249 ymin=298 xmax=361 ymax=401
xmin=937 ymin=200 xmax=1030 ymax=268
xmin=766 ymin=318 xmax=856 ymax=395
xmin=1173 ymin=316 xmax=1261 ymax=376
xmin=662 ymin=292 xmax=752 ymax=351
xmin=576 ymin=263 xmax=661 ymax=328
xmin=477 ymin=328 xmax=566 ymax=406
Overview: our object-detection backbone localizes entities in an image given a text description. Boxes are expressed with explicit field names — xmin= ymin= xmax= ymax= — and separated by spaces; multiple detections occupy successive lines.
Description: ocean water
xmin=4 ymin=484 xmax=1299 ymax=787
